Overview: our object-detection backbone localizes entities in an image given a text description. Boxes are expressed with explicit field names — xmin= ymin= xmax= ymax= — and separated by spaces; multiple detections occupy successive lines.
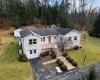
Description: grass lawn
xmin=69 ymin=32 xmax=100 ymax=67
xmin=0 ymin=30 xmax=33 ymax=80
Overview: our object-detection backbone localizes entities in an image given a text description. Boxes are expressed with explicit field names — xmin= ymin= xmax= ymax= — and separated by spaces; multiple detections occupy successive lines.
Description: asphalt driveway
xmin=29 ymin=58 xmax=57 ymax=80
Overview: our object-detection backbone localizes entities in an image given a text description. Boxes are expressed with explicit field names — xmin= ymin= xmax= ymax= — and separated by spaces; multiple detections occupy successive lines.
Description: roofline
xmin=20 ymin=28 xmax=80 ymax=38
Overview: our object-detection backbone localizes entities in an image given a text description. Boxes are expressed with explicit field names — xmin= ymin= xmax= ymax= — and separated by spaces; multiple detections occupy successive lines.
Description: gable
xmin=64 ymin=29 xmax=80 ymax=37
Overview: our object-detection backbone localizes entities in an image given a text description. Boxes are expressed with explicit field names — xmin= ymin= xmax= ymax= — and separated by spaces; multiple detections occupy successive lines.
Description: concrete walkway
xmin=52 ymin=44 xmax=76 ymax=70
xmin=43 ymin=59 xmax=57 ymax=65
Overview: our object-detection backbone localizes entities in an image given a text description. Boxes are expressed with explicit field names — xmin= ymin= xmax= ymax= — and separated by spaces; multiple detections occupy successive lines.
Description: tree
xmin=92 ymin=15 xmax=100 ymax=37
xmin=59 ymin=12 xmax=75 ymax=28
xmin=81 ymin=66 xmax=97 ymax=80
xmin=57 ymin=35 xmax=73 ymax=53
xmin=88 ymin=66 xmax=97 ymax=80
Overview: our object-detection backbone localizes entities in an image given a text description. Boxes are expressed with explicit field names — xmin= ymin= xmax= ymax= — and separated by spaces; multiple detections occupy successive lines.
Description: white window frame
xmin=33 ymin=39 xmax=37 ymax=44
xmin=68 ymin=37 xmax=72 ymax=41
xmin=74 ymin=36 xmax=77 ymax=40
xmin=33 ymin=49 xmax=37 ymax=54
xmin=29 ymin=39 xmax=37 ymax=45
xmin=30 ymin=50 xmax=32 ymax=54
xmin=43 ymin=37 xmax=45 ymax=41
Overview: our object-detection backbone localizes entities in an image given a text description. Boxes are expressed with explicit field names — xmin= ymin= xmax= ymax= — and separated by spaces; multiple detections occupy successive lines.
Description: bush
xmin=66 ymin=56 xmax=70 ymax=60
xmin=57 ymin=60 xmax=64 ymax=66
xmin=51 ymin=51 xmax=57 ymax=59
xmin=72 ymin=61 xmax=78 ymax=67
xmin=74 ymin=46 xmax=80 ymax=50
xmin=62 ymin=52 xmax=68 ymax=57
xmin=66 ymin=56 xmax=78 ymax=67
xmin=19 ymin=54 xmax=28 ymax=62
xmin=57 ymin=58 xmax=61 ymax=63
xmin=68 ymin=58 xmax=74 ymax=63
xmin=66 ymin=56 xmax=71 ymax=61
xmin=40 ymin=51 xmax=49 ymax=57
xmin=61 ymin=64 xmax=67 ymax=71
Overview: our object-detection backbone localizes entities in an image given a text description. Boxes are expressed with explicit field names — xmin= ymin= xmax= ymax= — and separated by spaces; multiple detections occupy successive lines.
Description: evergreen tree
xmin=87 ymin=66 xmax=96 ymax=80
xmin=93 ymin=15 xmax=100 ymax=37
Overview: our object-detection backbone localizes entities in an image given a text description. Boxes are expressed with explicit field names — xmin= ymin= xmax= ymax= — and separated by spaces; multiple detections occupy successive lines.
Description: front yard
xmin=0 ymin=30 xmax=33 ymax=80
xmin=69 ymin=35 xmax=100 ymax=67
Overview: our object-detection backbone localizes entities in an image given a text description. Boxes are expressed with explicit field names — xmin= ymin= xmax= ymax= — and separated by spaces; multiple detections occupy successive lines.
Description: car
xmin=55 ymin=67 xmax=62 ymax=73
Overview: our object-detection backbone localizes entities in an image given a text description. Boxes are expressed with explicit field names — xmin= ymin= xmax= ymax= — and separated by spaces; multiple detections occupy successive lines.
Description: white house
xmin=20 ymin=28 xmax=80 ymax=59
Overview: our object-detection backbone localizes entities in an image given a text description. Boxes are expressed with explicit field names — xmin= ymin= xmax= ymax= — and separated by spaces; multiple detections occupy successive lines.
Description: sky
xmin=49 ymin=0 xmax=100 ymax=8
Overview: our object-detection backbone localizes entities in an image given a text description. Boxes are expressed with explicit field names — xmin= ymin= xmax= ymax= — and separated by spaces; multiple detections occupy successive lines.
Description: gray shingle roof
xmin=20 ymin=28 xmax=73 ymax=38
xmin=30 ymin=28 xmax=58 ymax=36
xmin=20 ymin=29 xmax=32 ymax=38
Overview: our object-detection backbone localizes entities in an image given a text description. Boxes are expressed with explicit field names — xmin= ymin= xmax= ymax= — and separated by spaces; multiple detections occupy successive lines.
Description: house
xmin=20 ymin=28 xmax=80 ymax=59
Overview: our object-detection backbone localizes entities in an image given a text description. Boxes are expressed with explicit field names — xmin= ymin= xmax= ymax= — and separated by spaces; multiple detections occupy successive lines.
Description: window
xmin=33 ymin=39 xmax=37 ymax=44
xmin=30 ymin=50 xmax=32 ymax=54
xmin=54 ymin=36 xmax=56 ymax=39
xmin=68 ymin=37 xmax=71 ymax=41
xmin=29 ymin=39 xmax=32 ymax=45
xmin=43 ymin=37 xmax=45 ymax=41
xmin=41 ymin=38 xmax=42 ymax=42
xmin=33 ymin=49 xmax=37 ymax=54
xmin=29 ymin=39 xmax=37 ymax=45
xmin=74 ymin=36 xmax=77 ymax=40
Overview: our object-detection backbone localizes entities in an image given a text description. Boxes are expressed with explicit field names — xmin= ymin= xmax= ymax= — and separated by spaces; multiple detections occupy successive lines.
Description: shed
xmin=14 ymin=28 xmax=22 ymax=40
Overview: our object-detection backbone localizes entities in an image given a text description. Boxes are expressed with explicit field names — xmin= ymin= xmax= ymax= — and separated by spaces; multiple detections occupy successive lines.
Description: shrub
xmin=40 ymin=51 xmax=49 ymax=57
xmin=62 ymin=52 xmax=68 ymax=57
xmin=72 ymin=61 xmax=78 ymax=67
xmin=57 ymin=58 xmax=61 ymax=63
xmin=68 ymin=58 xmax=74 ymax=63
xmin=57 ymin=60 xmax=64 ymax=66
xmin=88 ymin=66 xmax=96 ymax=80
xmin=61 ymin=64 xmax=67 ymax=71
xmin=51 ymin=53 xmax=56 ymax=58
xmin=66 ymin=56 xmax=70 ymax=60
xmin=74 ymin=46 xmax=80 ymax=50
xmin=19 ymin=54 xmax=28 ymax=62
xmin=51 ymin=51 xmax=57 ymax=59
xmin=67 ymin=56 xmax=71 ymax=61
xmin=80 ymin=46 xmax=82 ymax=48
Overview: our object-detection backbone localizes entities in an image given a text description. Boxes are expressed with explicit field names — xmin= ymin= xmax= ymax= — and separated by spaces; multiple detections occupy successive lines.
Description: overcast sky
xmin=49 ymin=0 xmax=100 ymax=8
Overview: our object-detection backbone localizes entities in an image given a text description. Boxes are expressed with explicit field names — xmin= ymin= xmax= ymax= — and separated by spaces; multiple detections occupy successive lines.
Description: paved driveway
xmin=29 ymin=58 xmax=57 ymax=80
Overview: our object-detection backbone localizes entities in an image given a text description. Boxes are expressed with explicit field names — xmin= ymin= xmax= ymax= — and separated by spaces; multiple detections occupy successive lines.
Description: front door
xmin=48 ymin=36 xmax=51 ymax=44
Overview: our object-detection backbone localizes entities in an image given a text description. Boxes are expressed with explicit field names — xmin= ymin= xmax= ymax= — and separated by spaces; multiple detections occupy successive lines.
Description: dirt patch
xmin=0 ymin=19 xmax=13 ymax=29
xmin=44 ymin=62 xmax=58 ymax=71
xmin=41 ymin=55 xmax=53 ymax=63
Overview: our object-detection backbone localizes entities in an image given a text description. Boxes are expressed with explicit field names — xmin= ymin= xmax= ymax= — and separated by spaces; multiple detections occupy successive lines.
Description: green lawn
xmin=69 ymin=35 xmax=100 ymax=67
xmin=0 ymin=41 xmax=34 ymax=80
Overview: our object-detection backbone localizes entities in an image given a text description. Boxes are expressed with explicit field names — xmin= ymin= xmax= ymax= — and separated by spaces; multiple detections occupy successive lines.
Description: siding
xmin=22 ymin=35 xmax=41 ymax=59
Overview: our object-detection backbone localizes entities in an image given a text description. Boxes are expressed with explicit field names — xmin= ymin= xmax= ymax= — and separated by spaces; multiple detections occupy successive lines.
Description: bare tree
xmin=57 ymin=35 xmax=73 ymax=53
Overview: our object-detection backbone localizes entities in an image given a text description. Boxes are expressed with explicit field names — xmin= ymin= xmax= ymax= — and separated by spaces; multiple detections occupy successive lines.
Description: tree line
xmin=0 ymin=0 xmax=100 ymax=31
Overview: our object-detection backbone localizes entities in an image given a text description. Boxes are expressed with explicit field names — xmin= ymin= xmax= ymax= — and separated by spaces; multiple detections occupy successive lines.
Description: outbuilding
xmin=14 ymin=28 xmax=22 ymax=40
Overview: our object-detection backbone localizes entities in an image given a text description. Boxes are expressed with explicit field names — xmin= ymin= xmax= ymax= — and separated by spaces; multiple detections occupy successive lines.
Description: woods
xmin=0 ymin=0 xmax=100 ymax=32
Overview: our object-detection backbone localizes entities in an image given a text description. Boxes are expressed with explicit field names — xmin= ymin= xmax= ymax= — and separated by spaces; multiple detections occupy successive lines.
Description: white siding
xmin=41 ymin=35 xmax=57 ymax=44
xmin=22 ymin=34 xmax=41 ymax=59
xmin=20 ymin=29 xmax=80 ymax=59
xmin=64 ymin=30 xmax=80 ymax=47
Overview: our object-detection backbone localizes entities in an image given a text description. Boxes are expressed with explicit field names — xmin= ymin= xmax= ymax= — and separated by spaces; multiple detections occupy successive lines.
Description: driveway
xmin=29 ymin=58 xmax=57 ymax=80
